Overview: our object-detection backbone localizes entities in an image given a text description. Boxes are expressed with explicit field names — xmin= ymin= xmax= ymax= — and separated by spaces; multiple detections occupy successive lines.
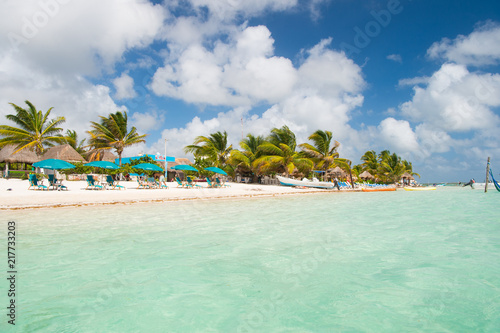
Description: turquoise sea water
xmin=1 ymin=187 xmax=500 ymax=332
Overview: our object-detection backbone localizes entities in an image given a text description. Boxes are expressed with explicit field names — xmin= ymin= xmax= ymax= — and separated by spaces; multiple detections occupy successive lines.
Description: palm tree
xmin=254 ymin=126 xmax=313 ymax=176
xmin=352 ymin=164 xmax=363 ymax=178
xmin=361 ymin=150 xmax=379 ymax=174
xmin=299 ymin=130 xmax=340 ymax=170
xmin=228 ymin=134 xmax=265 ymax=182
xmin=87 ymin=111 xmax=147 ymax=166
xmin=378 ymin=150 xmax=391 ymax=164
xmin=0 ymin=100 xmax=66 ymax=155
xmin=379 ymin=152 xmax=405 ymax=183
xmin=184 ymin=131 xmax=233 ymax=168
xmin=64 ymin=130 xmax=86 ymax=155
xmin=402 ymin=160 xmax=420 ymax=178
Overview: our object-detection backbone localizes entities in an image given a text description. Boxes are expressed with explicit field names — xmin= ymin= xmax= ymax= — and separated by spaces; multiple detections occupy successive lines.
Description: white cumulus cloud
xmin=151 ymin=25 xmax=298 ymax=106
xmin=1 ymin=0 xmax=166 ymax=75
xmin=113 ymin=73 xmax=137 ymax=100
xmin=427 ymin=21 xmax=500 ymax=66
xmin=148 ymin=38 xmax=366 ymax=161
xmin=400 ymin=63 xmax=500 ymax=132
xmin=378 ymin=117 xmax=419 ymax=153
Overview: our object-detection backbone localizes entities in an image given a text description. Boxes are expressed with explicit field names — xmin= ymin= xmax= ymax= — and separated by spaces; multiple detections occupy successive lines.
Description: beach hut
xmin=42 ymin=144 xmax=85 ymax=163
xmin=401 ymin=172 xmax=415 ymax=186
xmin=167 ymin=158 xmax=193 ymax=180
xmin=167 ymin=158 xmax=192 ymax=171
xmin=85 ymin=149 xmax=118 ymax=162
xmin=359 ymin=170 xmax=374 ymax=180
xmin=328 ymin=166 xmax=346 ymax=179
xmin=0 ymin=145 xmax=40 ymax=177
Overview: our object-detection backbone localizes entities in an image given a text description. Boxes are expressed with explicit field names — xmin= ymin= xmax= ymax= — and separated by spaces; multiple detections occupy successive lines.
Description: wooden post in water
xmin=485 ymin=157 xmax=490 ymax=193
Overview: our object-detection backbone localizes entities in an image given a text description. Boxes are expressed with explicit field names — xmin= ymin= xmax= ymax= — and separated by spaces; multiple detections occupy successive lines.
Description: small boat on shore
xmin=404 ymin=187 xmax=436 ymax=191
xmin=361 ymin=187 xmax=396 ymax=192
xmin=276 ymin=176 xmax=335 ymax=189
xmin=470 ymin=182 xmax=493 ymax=190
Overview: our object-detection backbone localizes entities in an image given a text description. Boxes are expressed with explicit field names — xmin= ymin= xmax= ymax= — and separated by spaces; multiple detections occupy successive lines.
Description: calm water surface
xmin=1 ymin=187 xmax=499 ymax=332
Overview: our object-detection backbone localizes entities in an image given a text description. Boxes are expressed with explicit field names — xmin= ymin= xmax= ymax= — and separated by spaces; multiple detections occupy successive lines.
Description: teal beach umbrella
xmin=133 ymin=163 xmax=164 ymax=172
xmin=204 ymin=167 xmax=227 ymax=175
xmin=33 ymin=159 xmax=75 ymax=170
xmin=172 ymin=165 xmax=198 ymax=172
xmin=85 ymin=161 xmax=119 ymax=169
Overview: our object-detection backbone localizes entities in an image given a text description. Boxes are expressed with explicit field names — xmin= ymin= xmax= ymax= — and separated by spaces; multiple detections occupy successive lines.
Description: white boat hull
xmin=470 ymin=183 xmax=494 ymax=190
xmin=276 ymin=176 xmax=335 ymax=189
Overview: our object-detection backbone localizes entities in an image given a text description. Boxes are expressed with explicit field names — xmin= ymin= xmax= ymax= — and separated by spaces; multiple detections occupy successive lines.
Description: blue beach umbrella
xmin=204 ymin=167 xmax=227 ymax=175
xmin=172 ymin=164 xmax=198 ymax=172
xmin=133 ymin=163 xmax=164 ymax=172
xmin=84 ymin=161 xmax=119 ymax=169
xmin=33 ymin=159 xmax=75 ymax=170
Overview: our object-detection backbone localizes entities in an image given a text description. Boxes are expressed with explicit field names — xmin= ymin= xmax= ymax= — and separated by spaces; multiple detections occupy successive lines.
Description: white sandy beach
xmin=0 ymin=178 xmax=340 ymax=210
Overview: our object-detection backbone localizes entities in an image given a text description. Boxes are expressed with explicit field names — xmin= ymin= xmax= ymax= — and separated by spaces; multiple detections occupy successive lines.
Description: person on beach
xmin=463 ymin=179 xmax=475 ymax=187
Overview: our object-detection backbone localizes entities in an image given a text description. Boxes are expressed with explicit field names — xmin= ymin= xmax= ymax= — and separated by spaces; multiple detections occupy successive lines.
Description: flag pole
xmin=165 ymin=139 xmax=168 ymax=181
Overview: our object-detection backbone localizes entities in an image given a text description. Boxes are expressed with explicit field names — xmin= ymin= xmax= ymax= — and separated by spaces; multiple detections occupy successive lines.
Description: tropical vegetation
xmin=253 ymin=125 xmax=313 ymax=176
xmin=0 ymin=100 xmax=67 ymax=155
xmin=87 ymin=111 xmax=147 ymax=166
xmin=184 ymin=131 xmax=232 ymax=169
xmin=0 ymin=100 xmax=419 ymax=184
xmin=186 ymin=126 xmax=419 ymax=184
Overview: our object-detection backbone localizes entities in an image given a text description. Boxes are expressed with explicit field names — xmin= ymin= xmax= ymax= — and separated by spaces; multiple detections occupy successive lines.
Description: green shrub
xmin=8 ymin=171 xmax=27 ymax=179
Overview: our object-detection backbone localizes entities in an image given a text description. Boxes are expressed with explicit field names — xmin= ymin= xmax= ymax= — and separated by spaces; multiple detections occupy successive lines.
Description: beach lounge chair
xmin=106 ymin=175 xmax=125 ymax=190
xmin=137 ymin=177 xmax=151 ymax=189
xmin=216 ymin=177 xmax=230 ymax=188
xmin=28 ymin=174 xmax=48 ymax=191
xmin=147 ymin=177 xmax=160 ymax=189
xmin=175 ymin=176 xmax=187 ymax=188
xmin=86 ymin=175 xmax=104 ymax=190
xmin=48 ymin=174 xmax=68 ymax=191
xmin=205 ymin=177 xmax=219 ymax=188
xmin=187 ymin=176 xmax=202 ymax=188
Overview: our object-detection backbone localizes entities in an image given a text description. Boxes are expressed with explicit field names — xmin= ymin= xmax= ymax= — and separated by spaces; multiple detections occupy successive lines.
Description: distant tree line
xmin=0 ymin=100 xmax=419 ymax=183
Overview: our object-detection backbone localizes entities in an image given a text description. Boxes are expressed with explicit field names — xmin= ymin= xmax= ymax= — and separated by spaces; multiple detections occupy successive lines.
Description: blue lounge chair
xmin=86 ymin=175 xmax=104 ymax=190
xmin=187 ymin=176 xmax=202 ymax=188
xmin=28 ymin=174 xmax=48 ymax=191
xmin=147 ymin=177 xmax=160 ymax=189
xmin=48 ymin=174 xmax=67 ymax=191
xmin=175 ymin=176 xmax=187 ymax=188
xmin=106 ymin=175 xmax=125 ymax=190
xmin=137 ymin=176 xmax=151 ymax=189
xmin=205 ymin=177 xmax=219 ymax=188
xmin=216 ymin=177 xmax=230 ymax=188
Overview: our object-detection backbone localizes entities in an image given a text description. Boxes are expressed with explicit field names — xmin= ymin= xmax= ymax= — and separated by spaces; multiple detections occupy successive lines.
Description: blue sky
xmin=1 ymin=0 xmax=500 ymax=182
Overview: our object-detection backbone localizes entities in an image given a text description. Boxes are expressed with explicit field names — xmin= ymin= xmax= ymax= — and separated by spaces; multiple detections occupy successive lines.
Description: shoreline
xmin=0 ymin=179 xmax=361 ymax=210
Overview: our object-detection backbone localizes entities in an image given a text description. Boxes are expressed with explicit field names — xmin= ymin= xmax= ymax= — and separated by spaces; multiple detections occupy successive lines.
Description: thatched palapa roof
xmin=359 ymin=170 xmax=374 ymax=179
xmin=328 ymin=166 xmax=346 ymax=177
xmin=167 ymin=158 xmax=192 ymax=171
xmin=85 ymin=149 xmax=118 ymax=162
xmin=0 ymin=145 xmax=40 ymax=163
xmin=42 ymin=144 xmax=85 ymax=162
xmin=401 ymin=172 xmax=414 ymax=180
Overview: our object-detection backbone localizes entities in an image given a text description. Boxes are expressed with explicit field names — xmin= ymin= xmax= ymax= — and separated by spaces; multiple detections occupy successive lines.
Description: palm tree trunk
xmin=252 ymin=173 xmax=258 ymax=183
xmin=118 ymin=153 xmax=123 ymax=180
